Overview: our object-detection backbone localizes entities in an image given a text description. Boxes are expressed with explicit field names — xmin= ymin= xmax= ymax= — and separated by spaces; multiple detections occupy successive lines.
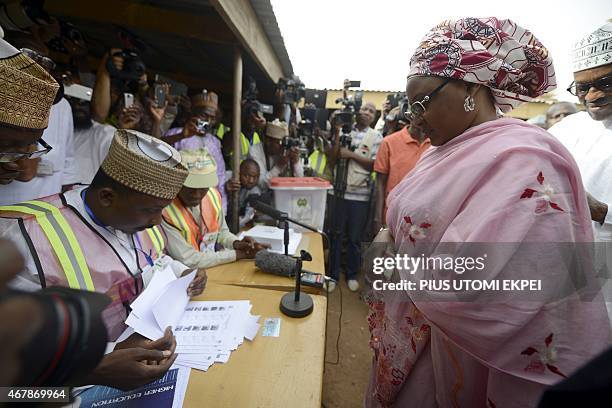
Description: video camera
xmin=196 ymin=118 xmax=210 ymax=134
xmin=334 ymin=80 xmax=363 ymax=136
xmin=298 ymin=108 xmax=328 ymax=138
xmin=277 ymin=75 xmax=306 ymax=105
xmin=1 ymin=286 xmax=110 ymax=386
xmin=281 ymin=136 xmax=301 ymax=150
xmin=244 ymin=77 xmax=274 ymax=116
xmin=386 ymin=92 xmax=405 ymax=109
xmin=386 ymin=96 xmax=409 ymax=123
xmin=106 ymin=49 xmax=146 ymax=82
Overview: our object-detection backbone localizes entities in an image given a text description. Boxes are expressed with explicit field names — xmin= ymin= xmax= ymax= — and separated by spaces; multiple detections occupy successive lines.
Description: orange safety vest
xmin=0 ymin=191 xmax=166 ymax=341
xmin=162 ymin=187 xmax=223 ymax=251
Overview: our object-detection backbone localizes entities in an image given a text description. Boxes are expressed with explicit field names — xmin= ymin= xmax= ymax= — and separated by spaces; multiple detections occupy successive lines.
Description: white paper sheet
xmin=127 ymin=264 xmax=195 ymax=339
xmin=239 ymin=226 xmax=303 ymax=255
xmin=152 ymin=269 xmax=196 ymax=330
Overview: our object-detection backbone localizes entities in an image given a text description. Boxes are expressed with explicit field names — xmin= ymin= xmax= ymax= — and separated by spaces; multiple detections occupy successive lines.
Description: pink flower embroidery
xmin=405 ymin=310 xmax=431 ymax=354
xmin=520 ymin=172 xmax=564 ymax=213
xmin=402 ymin=216 xmax=432 ymax=245
xmin=409 ymin=323 xmax=431 ymax=354
xmin=521 ymin=333 xmax=567 ymax=378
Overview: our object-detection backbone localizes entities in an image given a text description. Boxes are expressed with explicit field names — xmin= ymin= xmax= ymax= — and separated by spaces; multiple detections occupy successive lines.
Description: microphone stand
xmin=250 ymin=198 xmax=329 ymax=317
xmin=280 ymin=250 xmax=314 ymax=318
xmin=274 ymin=212 xmax=321 ymax=318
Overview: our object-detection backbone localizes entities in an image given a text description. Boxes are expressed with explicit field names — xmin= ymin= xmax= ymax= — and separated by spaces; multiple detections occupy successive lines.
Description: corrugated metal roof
xmin=249 ymin=0 xmax=293 ymax=77
xmin=325 ymin=88 xmax=404 ymax=93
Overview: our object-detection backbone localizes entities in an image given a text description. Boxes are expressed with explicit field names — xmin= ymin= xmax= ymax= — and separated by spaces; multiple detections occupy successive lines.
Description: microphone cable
xmin=324 ymin=278 xmax=342 ymax=367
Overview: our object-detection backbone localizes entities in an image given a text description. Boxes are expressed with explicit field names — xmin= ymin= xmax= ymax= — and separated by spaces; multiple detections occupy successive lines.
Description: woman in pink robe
xmin=365 ymin=18 xmax=611 ymax=407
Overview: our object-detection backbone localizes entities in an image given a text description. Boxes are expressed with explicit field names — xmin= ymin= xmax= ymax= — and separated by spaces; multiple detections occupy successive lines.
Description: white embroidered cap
xmin=572 ymin=22 xmax=612 ymax=72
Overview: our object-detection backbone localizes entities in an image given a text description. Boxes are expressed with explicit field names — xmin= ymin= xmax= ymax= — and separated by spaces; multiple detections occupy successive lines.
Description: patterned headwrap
xmin=408 ymin=17 xmax=556 ymax=113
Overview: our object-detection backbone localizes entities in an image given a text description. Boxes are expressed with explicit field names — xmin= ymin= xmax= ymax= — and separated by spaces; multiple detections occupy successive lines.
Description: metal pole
xmin=231 ymin=47 xmax=243 ymax=233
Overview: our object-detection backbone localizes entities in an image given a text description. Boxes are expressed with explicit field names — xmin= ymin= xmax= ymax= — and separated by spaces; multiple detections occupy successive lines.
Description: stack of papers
xmin=240 ymin=225 xmax=303 ymax=254
xmin=174 ymin=301 xmax=260 ymax=371
xmin=126 ymin=264 xmax=260 ymax=372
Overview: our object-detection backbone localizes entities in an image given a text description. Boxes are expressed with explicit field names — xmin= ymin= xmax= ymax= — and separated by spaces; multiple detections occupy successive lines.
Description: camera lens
xmin=2 ymin=288 xmax=110 ymax=386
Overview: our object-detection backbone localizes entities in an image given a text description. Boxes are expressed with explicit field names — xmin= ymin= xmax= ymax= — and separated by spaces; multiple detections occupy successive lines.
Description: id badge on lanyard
xmin=200 ymin=233 xmax=218 ymax=252
xmin=141 ymin=255 xmax=174 ymax=284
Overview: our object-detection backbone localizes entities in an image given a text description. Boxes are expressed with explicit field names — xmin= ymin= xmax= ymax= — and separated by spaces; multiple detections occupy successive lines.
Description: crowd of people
xmin=1 ymin=7 xmax=612 ymax=407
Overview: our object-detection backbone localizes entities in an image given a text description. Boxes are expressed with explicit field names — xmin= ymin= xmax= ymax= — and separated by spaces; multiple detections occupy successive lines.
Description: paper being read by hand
xmin=127 ymin=264 xmax=196 ymax=339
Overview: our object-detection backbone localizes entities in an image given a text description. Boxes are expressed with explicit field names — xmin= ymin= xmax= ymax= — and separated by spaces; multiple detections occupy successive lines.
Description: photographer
xmin=327 ymin=102 xmax=382 ymax=292
xmin=222 ymin=99 xmax=266 ymax=167
xmin=90 ymin=48 xmax=166 ymax=138
xmin=248 ymin=119 xmax=303 ymax=190
xmin=374 ymin=98 xmax=391 ymax=133
xmin=164 ymin=91 xmax=228 ymax=211
xmin=274 ymin=75 xmax=304 ymax=134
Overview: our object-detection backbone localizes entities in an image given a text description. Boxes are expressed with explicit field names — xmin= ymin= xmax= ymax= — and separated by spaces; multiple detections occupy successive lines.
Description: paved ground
xmin=322 ymin=276 xmax=372 ymax=408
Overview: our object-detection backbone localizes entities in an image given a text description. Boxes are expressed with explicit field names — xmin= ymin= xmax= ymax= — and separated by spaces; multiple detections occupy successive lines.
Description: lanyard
xmin=81 ymin=188 xmax=153 ymax=266
xmin=133 ymin=232 xmax=154 ymax=267
xmin=81 ymin=188 xmax=106 ymax=227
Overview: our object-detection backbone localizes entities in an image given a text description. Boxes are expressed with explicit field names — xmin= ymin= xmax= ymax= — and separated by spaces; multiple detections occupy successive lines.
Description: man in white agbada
xmin=66 ymin=84 xmax=116 ymax=184
xmin=549 ymin=21 xmax=612 ymax=318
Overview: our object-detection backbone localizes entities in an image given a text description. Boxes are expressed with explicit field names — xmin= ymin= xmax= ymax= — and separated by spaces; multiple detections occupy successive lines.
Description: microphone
xmin=255 ymin=250 xmax=295 ymax=277
xmin=248 ymin=196 xmax=287 ymax=220
xmin=255 ymin=250 xmax=322 ymax=279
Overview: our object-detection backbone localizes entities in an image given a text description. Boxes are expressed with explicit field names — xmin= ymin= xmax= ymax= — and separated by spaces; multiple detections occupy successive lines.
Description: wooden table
xmin=183 ymin=283 xmax=327 ymax=407
xmin=182 ymin=233 xmax=327 ymax=407
xmin=206 ymin=232 xmax=325 ymax=293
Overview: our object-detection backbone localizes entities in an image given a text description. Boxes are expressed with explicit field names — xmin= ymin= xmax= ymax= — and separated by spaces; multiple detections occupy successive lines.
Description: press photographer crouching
xmin=249 ymin=119 xmax=304 ymax=191
xmin=327 ymin=102 xmax=382 ymax=292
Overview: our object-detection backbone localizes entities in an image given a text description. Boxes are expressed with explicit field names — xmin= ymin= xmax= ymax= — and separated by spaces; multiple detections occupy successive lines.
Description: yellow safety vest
xmin=308 ymin=150 xmax=327 ymax=177
xmin=162 ymin=188 xmax=223 ymax=251
xmin=227 ymin=131 xmax=261 ymax=164
xmin=0 ymin=200 xmax=95 ymax=291
xmin=0 ymin=201 xmax=165 ymax=291
xmin=216 ymin=123 xmax=230 ymax=140
xmin=144 ymin=225 xmax=165 ymax=259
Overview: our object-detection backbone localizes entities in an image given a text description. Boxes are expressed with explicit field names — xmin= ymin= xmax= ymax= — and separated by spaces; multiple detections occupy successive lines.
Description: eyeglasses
xmin=20 ymin=48 xmax=56 ymax=73
xmin=0 ymin=139 xmax=53 ymax=163
xmin=567 ymin=75 xmax=612 ymax=97
xmin=404 ymin=79 xmax=451 ymax=122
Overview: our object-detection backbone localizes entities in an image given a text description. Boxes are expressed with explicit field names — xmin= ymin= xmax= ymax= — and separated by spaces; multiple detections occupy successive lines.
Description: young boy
xmin=227 ymin=158 xmax=263 ymax=229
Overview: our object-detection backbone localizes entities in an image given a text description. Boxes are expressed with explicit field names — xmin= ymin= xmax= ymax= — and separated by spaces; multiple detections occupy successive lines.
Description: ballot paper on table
xmin=240 ymin=225 xmax=302 ymax=254
xmin=126 ymin=265 xmax=261 ymax=372
xmin=172 ymin=303 xmax=260 ymax=372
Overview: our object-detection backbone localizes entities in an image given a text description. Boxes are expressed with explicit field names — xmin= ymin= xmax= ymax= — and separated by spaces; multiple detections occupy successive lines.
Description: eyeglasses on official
xmin=404 ymin=79 xmax=452 ymax=122
xmin=0 ymin=139 xmax=53 ymax=163
xmin=567 ymin=75 xmax=612 ymax=97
